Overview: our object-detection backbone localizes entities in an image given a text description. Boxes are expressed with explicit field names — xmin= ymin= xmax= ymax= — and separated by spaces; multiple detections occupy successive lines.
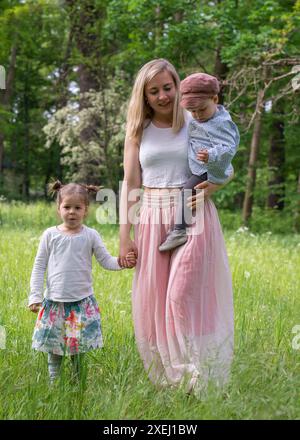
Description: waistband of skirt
xmin=142 ymin=189 xmax=181 ymax=208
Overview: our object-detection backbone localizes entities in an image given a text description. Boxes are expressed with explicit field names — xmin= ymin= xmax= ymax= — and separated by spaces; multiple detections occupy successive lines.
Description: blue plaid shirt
xmin=188 ymin=105 xmax=240 ymax=184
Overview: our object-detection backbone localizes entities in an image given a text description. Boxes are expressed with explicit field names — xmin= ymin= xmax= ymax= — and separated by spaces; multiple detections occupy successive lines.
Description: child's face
xmin=58 ymin=195 xmax=87 ymax=231
xmin=187 ymin=95 xmax=218 ymax=122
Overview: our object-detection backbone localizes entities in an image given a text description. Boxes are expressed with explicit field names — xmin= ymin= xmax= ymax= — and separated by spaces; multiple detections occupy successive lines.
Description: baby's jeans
xmin=174 ymin=172 xmax=207 ymax=230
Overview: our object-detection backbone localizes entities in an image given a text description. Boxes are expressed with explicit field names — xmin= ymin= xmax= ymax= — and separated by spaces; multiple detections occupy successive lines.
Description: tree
xmin=267 ymin=101 xmax=285 ymax=210
xmin=222 ymin=0 xmax=300 ymax=223
xmin=43 ymin=80 xmax=127 ymax=189
xmin=0 ymin=0 xmax=69 ymax=198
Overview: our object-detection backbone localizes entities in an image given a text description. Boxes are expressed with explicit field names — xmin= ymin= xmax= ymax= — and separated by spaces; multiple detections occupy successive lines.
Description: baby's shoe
xmin=159 ymin=229 xmax=187 ymax=252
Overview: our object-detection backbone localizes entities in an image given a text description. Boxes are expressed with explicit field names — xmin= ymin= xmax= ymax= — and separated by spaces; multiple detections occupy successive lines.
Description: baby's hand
xmin=118 ymin=252 xmax=137 ymax=269
xmin=126 ymin=251 xmax=137 ymax=268
xmin=197 ymin=149 xmax=209 ymax=163
xmin=29 ymin=303 xmax=42 ymax=313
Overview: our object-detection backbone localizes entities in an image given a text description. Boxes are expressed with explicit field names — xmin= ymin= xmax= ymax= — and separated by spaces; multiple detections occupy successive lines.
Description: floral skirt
xmin=32 ymin=295 xmax=103 ymax=355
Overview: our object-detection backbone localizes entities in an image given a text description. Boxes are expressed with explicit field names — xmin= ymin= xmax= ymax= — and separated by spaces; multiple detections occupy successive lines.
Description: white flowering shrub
xmin=43 ymin=81 xmax=128 ymax=187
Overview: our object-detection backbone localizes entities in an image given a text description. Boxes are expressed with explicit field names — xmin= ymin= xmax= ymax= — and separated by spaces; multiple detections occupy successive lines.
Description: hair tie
xmin=48 ymin=179 xmax=63 ymax=197
xmin=85 ymin=185 xmax=100 ymax=194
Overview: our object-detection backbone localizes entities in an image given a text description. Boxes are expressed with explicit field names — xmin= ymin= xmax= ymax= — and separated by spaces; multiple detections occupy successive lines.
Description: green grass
xmin=0 ymin=203 xmax=299 ymax=419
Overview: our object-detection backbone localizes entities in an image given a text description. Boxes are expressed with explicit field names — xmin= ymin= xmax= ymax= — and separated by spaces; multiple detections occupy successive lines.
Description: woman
xmin=119 ymin=59 xmax=234 ymax=394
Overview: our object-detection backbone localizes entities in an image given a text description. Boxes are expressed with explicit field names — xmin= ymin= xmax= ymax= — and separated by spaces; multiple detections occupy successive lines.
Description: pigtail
xmin=47 ymin=180 xmax=101 ymax=206
xmin=78 ymin=184 xmax=102 ymax=196
xmin=48 ymin=179 xmax=63 ymax=197
xmin=84 ymin=184 xmax=101 ymax=194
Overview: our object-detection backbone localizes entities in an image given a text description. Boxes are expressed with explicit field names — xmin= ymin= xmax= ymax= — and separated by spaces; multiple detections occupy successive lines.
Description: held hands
xmin=197 ymin=149 xmax=209 ymax=163
xmin=118 ymin=238 xmax=138 ymax=269
xmin=126 ymin=251 xmax=137 ymax=267
xmin=118 ymin=251 xmax=137 ymax=269
xmin=29 ymin=303 xmax=42 ymax=313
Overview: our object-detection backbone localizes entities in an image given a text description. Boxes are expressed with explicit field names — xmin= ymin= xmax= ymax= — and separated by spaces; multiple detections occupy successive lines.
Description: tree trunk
xmin=44 ymin=27 xmax=73 ymax=196
xmin=242 ymin=89 xmax=264 ymax=224
xmin=214 ymin=46 xmax=228 ymax=105
xmin=0 ymin=45 xmax=17 ymax=173
xmin=154 ymin=5 xmax=165 ymax=47
xmin=294 ymin=171 xmax=300 ymax=232
xmin=0 ymin=133 xmax=4 ymax=177
xmin=267 ymin=103 xmax=285 ymax=210
xmin=66 ymin=0 xmax=101 ymax=95
xmin=57 ymin=28 xmax=73 ymax=108
xmin=65 ymin=0 xmax=103 ymax=184
xmin=213 ymin=1 xmax=229 ymax=105
xmin=22 ymin=83 xmax=30 ymax=199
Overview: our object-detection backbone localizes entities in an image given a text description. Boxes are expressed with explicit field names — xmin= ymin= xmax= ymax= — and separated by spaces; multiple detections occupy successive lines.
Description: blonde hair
xmin=126 ymin=59 xmax=185 ymax=139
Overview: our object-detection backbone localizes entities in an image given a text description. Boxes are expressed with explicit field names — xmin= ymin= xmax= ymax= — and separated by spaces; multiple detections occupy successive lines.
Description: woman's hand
xmin=187 ymin=180 xmax=221 ymax=210
xmin=29 ymin=303 xmax=42 ymax=313
xmin=119 ymin=238 xmax=138 ymax=268
xmin=187 ymin=171 xmax=234 ymax=210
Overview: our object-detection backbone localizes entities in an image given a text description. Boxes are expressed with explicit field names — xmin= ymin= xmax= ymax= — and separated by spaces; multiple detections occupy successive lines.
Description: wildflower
xmin=244 ymin=271 xmax=251 ymax=279
xmin=236 ymin=226 xmax=249 ymax=234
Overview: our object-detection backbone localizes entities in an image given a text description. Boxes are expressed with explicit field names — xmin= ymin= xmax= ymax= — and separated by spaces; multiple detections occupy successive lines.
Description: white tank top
xmin=139 ymin=120 xmax=191 ymax=188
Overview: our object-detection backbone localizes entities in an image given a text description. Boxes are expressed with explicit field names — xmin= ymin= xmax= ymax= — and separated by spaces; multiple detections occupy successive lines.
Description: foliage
xmin=0 ymin=0 xmax=299 ymax=224
xmin=0 ymin=0 xmax=69 ymax=196
xmin=43 ymin=81 xmax=127 ymax=188
xmin=0 ymin=219 xmax=299 ymax=419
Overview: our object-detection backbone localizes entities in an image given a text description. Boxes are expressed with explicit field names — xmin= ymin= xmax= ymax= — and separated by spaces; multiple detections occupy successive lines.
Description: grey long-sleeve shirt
xmin=29 ymin=225 xmax=121 ymax=306
xmin=188 ymin=105 xmax=240 ymax=184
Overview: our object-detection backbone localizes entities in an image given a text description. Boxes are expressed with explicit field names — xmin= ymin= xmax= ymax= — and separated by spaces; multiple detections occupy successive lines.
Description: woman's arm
xmin=187 ymin=170 xmax=234 ymax=210
xmin=119 ymin=133 xmax=142 ymax=267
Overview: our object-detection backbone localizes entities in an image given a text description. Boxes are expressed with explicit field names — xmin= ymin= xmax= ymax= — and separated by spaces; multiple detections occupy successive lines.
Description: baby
xmin=159 ymin=72 xmax=240 ymax=252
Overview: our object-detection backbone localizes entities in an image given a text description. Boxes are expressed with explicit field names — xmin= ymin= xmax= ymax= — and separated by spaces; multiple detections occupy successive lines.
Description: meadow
xmin=0 ymin=202 xmax=299 ymax=420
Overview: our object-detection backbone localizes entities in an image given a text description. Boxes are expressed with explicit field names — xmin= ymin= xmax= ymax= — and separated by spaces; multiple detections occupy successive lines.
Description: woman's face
xmin=144 ymin=70 xmax=176 ymax=119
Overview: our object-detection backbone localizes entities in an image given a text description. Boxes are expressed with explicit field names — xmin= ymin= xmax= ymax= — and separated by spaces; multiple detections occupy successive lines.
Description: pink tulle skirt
xmin=132 ymin=190 xmax=234 ymax=393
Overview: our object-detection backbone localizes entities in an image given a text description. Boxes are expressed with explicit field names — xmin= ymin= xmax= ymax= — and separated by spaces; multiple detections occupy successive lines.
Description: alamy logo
xmin=291 ymin=65 xmax=300 ymax=92
xmin=0 ymin=325 xmax=6 ymax=349
xmin=0 ymin=66 xmax=5 ymax=89
xmin=292 ymin=325 xmax=300 ymax=350
xmin=95 ymin=183 xmax=205 ymax=235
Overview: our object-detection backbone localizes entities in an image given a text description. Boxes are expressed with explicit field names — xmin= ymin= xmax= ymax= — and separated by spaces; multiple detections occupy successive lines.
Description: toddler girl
xmin=28 ymin=180 xmax=135 ymax=383
xmin=159 ymin=72 xmax=240 ymax=251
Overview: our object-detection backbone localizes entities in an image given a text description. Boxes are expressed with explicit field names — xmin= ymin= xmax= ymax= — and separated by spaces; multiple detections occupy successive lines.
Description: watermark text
xmin=0 ymin=325 xmax=6 ymax=349
xmin=292 ymin=324 xmax=300 ymax=350
xmin=95 ymin=183 xmax=205 ymax=235
xmin=0 ymin=66 xmax=5 ymax=89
